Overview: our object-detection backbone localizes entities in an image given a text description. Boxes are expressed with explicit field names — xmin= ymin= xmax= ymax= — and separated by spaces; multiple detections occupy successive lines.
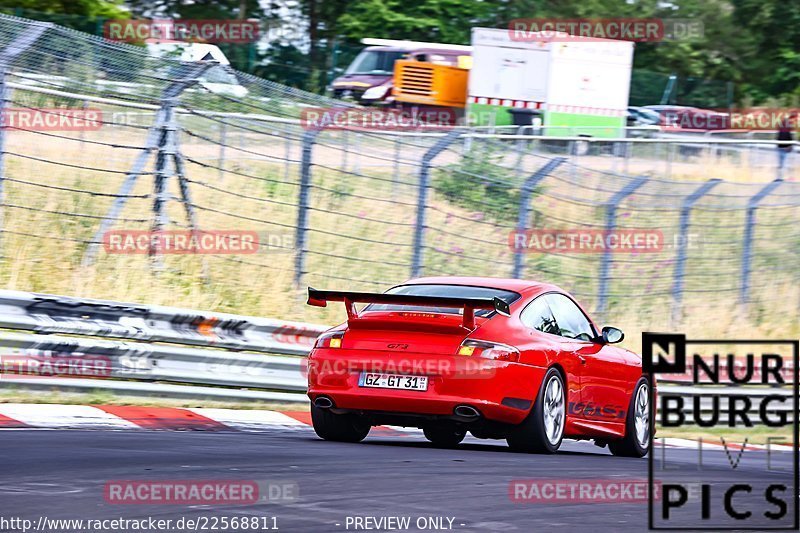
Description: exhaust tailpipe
xmin=314 ymin=396 xmax=334 ymax=409
xmin=453 ymin=405 xmax=481 ymax=419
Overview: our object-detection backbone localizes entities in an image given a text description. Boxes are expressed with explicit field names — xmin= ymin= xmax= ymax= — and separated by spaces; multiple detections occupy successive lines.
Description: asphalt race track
xmin=0 ymin=427 xmax=795 ymax=532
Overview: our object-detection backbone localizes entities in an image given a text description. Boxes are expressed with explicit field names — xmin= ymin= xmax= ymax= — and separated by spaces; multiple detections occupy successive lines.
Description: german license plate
xmin=359 ymin=372 xmax=428 ymax=391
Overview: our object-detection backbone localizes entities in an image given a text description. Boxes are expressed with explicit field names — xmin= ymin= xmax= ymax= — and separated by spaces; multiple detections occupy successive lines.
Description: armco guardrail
xmin=0 ymin=330 xmax=307 ymax=390
xmin=0 ymin=290 xmax=328 ymax=401
xmin=0 ymin=290 xmax=326 ymax=355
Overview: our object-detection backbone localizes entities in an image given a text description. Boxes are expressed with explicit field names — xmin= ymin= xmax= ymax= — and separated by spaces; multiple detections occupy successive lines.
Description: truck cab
xmin=331 ymin=46 xmax=409 ymax=104
xmin=331 ymin=39 xmax=472 ymax=106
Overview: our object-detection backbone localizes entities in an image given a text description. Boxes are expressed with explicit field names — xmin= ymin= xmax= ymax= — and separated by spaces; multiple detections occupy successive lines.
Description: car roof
xmin=401 ymin=276 xmax=562 ymax=297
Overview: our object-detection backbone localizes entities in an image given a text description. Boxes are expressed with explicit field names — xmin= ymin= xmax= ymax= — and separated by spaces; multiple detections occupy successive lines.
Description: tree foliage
xmin=3 ymin=0 xmax=799 ymax=103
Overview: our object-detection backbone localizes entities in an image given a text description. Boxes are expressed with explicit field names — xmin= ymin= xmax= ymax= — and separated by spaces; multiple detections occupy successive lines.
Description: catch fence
xmin=0 ymin=15 xmax=796 ymax=329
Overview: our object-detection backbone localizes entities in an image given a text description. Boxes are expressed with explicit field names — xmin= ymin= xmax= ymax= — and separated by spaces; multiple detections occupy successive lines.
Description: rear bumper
xmin=307 ymin=348 xmax=547 ymax=425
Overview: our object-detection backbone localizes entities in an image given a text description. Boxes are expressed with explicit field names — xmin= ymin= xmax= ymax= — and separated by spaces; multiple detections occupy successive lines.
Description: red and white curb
xmin=655 ymin=437 xmax=793 ymax=452
xmin=0 ymin=404 xmax=792 ymax=451
xmin=0 ymin=403 xmax=308 ymax=431
xmin=0 ymin=403 xmax=411 ymax=435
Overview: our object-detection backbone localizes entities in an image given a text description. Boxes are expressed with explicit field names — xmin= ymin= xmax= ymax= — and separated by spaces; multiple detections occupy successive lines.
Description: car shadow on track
xmin=298 ymin=434 xmax=616 ymax=457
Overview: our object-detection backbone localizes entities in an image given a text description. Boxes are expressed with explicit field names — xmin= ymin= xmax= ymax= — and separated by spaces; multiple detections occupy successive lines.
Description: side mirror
xmin=601 ymin=326 xmax=624 ymax=344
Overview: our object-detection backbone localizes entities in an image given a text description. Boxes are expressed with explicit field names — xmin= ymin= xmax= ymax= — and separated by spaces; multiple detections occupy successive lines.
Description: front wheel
xmin=507 ymin=368 xmax=566 ymax=454
xmin=311 ymin=404 xmax=370 ymax=443
xmin=609 ymin=377 xmax=650 ymax=458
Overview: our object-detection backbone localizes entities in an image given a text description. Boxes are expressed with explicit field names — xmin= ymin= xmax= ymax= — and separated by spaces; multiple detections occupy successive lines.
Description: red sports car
xmin=306 ymin=277 xmax=651 ymax=457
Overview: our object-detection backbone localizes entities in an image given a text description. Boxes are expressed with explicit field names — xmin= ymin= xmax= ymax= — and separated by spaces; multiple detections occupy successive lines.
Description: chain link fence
xmin=0 ymin=14 xmax=797 ymax=338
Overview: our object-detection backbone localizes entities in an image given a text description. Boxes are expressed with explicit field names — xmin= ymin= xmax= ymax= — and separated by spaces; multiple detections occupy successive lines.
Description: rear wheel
xmin=311 ymin=404 xmax=370 ymax=443
xmin=507 ymin=368 xmax=565 ymax=454
xmin=609 ymin=377 xmax=650 ymax=458
xmin=423 ymin=425 xmax=466 ymax=448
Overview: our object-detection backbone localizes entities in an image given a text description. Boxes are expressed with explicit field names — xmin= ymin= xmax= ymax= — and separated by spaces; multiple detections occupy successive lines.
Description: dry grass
xmin=1 ymin=101 xmax=797 ymax=353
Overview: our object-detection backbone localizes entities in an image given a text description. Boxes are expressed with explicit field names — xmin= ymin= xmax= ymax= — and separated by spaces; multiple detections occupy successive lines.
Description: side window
xmin=545 ymin=294 xmax=595 ymax=341
xmin=520 ymin=296 xmax=560 ymax=336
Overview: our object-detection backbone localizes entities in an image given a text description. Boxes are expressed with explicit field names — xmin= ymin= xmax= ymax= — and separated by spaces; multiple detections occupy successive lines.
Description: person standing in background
xmin=776 ymin=112 xmax=796 ymax=179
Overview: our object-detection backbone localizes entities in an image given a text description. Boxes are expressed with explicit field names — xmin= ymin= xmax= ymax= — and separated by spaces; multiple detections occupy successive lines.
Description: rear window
xmin=365 ymin=284 xmax=520 ymax=317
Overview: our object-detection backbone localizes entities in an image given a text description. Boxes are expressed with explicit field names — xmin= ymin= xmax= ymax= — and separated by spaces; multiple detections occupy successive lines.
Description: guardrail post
xmin=410 ymin=130 xmax=462 ymax=278
xmin=293 ymin=127 xmax=321 ymax=288
xmin=512 ymin=157 xmax=566 ymax=278
xmin=740 ymin=179 xmax=784 ymax=303
xmin=596 ymin=175 xmax=648 ymax=318
xmin=671 ymin=179 xmax=721 ymax=323
xmin=0 ymin=22 xmax=50 ymax=257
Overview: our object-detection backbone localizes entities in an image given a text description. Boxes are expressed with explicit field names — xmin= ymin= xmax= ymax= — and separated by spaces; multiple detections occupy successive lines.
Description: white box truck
xmin=468 ymin=27 xmax=634 ymax=137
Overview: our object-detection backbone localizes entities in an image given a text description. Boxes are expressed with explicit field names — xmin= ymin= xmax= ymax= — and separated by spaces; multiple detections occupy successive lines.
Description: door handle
xmin=578 ymin=355 xmax=587 ymax=364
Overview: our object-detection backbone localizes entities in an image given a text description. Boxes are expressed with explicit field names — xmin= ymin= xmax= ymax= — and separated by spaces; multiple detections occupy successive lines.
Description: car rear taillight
xmin=315 ymin=331 xmax=344 ymax=349
xmin=457 ymin=340 xmax=519 ymax=362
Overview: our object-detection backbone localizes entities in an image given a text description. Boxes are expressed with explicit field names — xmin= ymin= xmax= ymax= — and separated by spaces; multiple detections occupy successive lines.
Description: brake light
xmin=315 ymin=330 xmax=344 ymax=349
xmin=457 ymin=340 xmax=519 ymax=362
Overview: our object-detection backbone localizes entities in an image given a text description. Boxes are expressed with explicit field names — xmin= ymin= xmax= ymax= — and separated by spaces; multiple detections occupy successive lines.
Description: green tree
xmin=336 ymin=0 xmax=493 ymax=43
xmin=1 ymin=0 xmax=128 ymax=18
xmin=730 ymin=0 xmax=800 ymax=101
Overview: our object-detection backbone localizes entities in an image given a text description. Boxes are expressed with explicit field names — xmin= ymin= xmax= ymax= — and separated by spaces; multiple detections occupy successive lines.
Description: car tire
xmin=506 ymin=367 xmax=566 ymax=454
xmin=310 ymin=404 xmax=370 ymax=443
xmin=424 ymin=425 xmax=466 ymax=448
xmin=609 ymin=377 xmax=650 ymax=458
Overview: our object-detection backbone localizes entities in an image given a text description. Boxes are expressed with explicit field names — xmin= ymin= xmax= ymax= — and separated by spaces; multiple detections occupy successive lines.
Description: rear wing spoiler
xmin=307 ymin=287 xmax=510 ymax=330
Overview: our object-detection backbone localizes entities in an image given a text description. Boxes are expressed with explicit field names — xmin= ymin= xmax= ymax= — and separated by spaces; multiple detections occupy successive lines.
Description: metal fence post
xmin=512 ymin=157 xmax=566 ymax=278
xmin=0 ymin=69 xmax=8 ymax=258
xmin=293 ymin=128 xmax=321 ymax=288
xmin=353 ymin=132 xmax=361 ymax=175
xmin=671 ymin=178 xmax=721 ymax=322
xmin=342 ymin=129 xmax=349 ymax=172
xmin=740 ymin=178 xmax=783 ymax=303
xmin=666 ymin=140 xmax=674 ymax=179
xmin=596 ymin=175 xmax=648 ymax=317
xmin=284 ymin=128 xmax=292 ymax=182
xmin=392 ymin=135 xmax=401 ymax=199
xmin=82 ymin=106 xmax=166 ymax=266
xmin=514 ymin=126 xmax=526 ymax=173
xmin=83 ymin=62 xmax=213 ymax=266
xmin=217 ymin=120 xmax=226 ymax=182
xmin=0 ymin=22 xmax=50 ymax=256
xmin=152 ymin=106 xmax=174 ymax=240
xmin=410 ymin=130 xmax=462 ymax=278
